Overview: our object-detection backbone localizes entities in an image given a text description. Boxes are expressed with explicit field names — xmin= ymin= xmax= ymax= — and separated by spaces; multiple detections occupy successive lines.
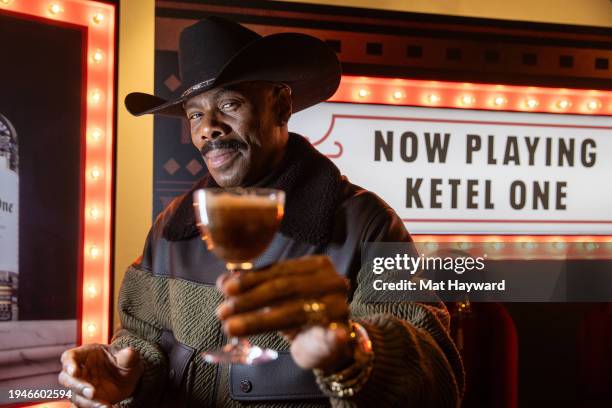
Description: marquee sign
xmin=291 ymin=77 xmax=612 ymax=236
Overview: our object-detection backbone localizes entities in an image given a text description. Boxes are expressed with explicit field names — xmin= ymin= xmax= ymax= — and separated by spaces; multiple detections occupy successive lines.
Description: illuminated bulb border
xmin=329 ymin=76 xmax=611 ymax=116
xmin=3 ymin=0 xmax=117 ymax=353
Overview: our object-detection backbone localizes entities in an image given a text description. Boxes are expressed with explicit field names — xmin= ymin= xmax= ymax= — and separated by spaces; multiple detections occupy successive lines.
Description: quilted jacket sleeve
xmin=110 ymin=226 xmax=170 ymax=407
xmin=326 ymin=208 xmax=465 ymax=408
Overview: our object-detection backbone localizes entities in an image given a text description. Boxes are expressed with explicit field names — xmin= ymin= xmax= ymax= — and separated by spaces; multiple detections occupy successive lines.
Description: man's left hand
xmin=216 ymin=255 xmax=355 ymax=372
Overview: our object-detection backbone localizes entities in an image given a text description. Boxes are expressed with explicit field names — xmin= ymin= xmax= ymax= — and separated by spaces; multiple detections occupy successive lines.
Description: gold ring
xmin=303 ymin=300 xmax=328 ymax=326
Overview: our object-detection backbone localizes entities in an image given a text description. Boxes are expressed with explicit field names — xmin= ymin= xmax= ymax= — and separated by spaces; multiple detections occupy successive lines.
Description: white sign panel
xmin=291 ymin=102 xmax=612 ymax=234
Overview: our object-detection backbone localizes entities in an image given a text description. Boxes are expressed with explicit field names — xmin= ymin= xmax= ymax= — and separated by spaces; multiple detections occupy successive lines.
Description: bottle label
xmin=0 ymin=156 xmax=18 ymax=274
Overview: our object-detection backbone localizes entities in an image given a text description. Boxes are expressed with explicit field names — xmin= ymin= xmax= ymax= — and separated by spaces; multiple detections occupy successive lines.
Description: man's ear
xmin=275 ymin=85 xmax=292 ymax=126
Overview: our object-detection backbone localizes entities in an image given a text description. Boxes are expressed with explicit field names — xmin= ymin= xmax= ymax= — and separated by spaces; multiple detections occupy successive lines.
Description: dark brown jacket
xmin=111 ymin=134 xmax=464 ymax=407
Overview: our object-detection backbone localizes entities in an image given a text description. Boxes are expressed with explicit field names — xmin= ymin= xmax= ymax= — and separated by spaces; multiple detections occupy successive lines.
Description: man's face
xmin=184 ymin=81 xmax=291 ymax=187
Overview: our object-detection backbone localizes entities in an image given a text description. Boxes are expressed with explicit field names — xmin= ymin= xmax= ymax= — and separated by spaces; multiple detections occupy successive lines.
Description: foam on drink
xmin=200 ymin=192 xmax=283 ymax=264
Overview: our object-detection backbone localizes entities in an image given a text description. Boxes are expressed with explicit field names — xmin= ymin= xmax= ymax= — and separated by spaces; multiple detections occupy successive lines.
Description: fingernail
xmin=83 ymin=387 xmax=94 ymax=399
xmin=216 ymin=273 xmax=231 ymax=290
xmin=67 ymin=364 xmax=75 ymax=375
xmin=217 ymin=302 xmax=233 ymax=318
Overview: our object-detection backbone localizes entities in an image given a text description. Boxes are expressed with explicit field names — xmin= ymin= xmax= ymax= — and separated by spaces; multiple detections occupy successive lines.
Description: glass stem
xmin=225 ymin=262 xmax=253 ymax=347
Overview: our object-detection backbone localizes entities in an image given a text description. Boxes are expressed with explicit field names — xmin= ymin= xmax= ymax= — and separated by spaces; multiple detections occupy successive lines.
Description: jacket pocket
xmin=229 ymin=351 xmax=326 ymax=401
xmin=159 ymin=329 xmax=196 ymax=406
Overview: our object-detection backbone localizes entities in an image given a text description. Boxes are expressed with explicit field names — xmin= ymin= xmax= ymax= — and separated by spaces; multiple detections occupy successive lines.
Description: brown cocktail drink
xmin=193 ymin=187 xmax=285 ymax=364
xmin=201 ymin=195 xmax=282 ymax=265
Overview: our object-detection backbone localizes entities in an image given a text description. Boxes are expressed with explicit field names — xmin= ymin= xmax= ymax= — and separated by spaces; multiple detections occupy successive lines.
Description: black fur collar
xmin=162 ymin=133 xmax=342 ymax=245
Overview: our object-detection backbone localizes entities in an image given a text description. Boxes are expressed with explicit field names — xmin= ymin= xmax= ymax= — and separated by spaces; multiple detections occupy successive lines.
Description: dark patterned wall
xmin=153 ymin=50 xmax=206 ymax=218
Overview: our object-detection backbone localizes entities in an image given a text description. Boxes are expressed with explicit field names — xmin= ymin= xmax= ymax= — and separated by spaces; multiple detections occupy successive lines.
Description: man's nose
xmin=200 ymin=113 xmax=229 ymax=141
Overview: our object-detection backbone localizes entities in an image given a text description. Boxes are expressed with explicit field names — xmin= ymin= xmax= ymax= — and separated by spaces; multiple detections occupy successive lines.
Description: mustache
xmin=200 ymin=139 xmax=248 ymax=156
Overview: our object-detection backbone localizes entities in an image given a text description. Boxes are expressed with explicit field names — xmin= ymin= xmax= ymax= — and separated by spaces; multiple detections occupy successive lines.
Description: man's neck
xmin=244 ymin=131 xmax=290 ymax=187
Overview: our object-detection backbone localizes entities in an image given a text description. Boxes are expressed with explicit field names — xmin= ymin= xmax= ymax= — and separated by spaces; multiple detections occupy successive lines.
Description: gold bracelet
xmin=314 ymin=321 xmax=374 ymax=398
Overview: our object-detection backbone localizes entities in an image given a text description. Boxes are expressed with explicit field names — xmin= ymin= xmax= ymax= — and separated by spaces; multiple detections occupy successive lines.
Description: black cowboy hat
xmin=125 ymin=16 xmax=341 ymax=116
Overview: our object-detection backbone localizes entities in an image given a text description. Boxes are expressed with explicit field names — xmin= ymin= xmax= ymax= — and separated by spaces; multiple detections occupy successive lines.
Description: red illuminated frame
xmin=331 ymin=76 xmax=612 ymax=115
xmin=329 ymin=76 xmax=612 ymax=257
xmin=0 ymin=0 xmax=115 ymax=397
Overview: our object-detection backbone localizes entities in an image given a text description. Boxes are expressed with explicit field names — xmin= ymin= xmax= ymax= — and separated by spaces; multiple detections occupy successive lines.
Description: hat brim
xmin=124 ymin=32 xmax=341 ymax=117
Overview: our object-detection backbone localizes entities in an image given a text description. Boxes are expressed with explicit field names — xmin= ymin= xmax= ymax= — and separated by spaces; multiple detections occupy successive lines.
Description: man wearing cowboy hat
xmin=58 ymin=17 xmax=464 ymax=407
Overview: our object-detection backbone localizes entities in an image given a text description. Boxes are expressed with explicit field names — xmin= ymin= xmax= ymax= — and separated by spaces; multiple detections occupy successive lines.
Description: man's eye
xmin=220 ymin=101 xmax=238 ymax=111
xmin=188 ymin=112 xmax=202 ymax=120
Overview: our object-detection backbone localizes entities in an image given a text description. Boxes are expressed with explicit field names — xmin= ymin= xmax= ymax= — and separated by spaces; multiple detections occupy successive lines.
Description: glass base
xmin=201 ymin=337 xmax=278 ymax=365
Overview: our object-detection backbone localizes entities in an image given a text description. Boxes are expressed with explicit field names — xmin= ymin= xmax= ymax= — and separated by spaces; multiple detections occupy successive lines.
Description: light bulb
xmin=427 ymin=93 xmax=440 ymax=104
xmin=553 ymin=241 xmax=567 ymax=250
xmin=556 ymin=99 xmax=571 ymax=110
xmin=493 ymin=96 xmax=507 ymax=107
xmin=87 ymin=284 xmax=97 ymax=298
xmin=460 ymin=95 xmax=475 ymax=106
xmin=92 ymin=12 xmax=105 ymax=25
xmin=89 ymin=245 xmax=100 ymax=258
xmin=357 ymin=88 xmax=369 ymax=98
xmin=49 ymin=3 xmax=63 ymax=15
xmin=89 ymin=207 xmax=100 ymax=219
xmin=87 ymin=323 xmax=96 ymax=335
xmin=488 ymin=242 xmax=504 ymax=251
xmin=90 ymin=90 xmax=102 ymax=104
xmin=425 ymin=242 xmax=439 ymax=251
xmin=524 ymin=98 xmax=539 ymax=109
xmin=586 ymin=99 xmax=601 ymax=111
xmin=523 ymin=242 xmax=538 ymax=250
xmin=89 ymin=128 xmax=103 ymax=141
xmin=92 ymin=49 xmax=104 ymax=63
xmin=392 ymin=90 xmax=404 ymax=100
xmin=90 ymin=167 xmax=102 ymax=179
xmin=1 ymin=0 xmax=15 ymax=6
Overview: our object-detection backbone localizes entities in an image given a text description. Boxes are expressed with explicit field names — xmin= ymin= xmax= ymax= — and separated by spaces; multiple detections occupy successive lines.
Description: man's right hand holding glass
xmin=58 ymin=344 xmax=144 ymax=408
